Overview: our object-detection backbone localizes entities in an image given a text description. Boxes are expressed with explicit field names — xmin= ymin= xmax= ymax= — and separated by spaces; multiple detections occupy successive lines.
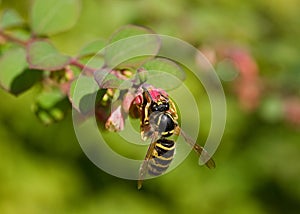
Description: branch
xmin=70 ymin=58 xmax=98 ymax=74
xmin=0 ymin=31 xmax=98 ymax=74
xmin=0 ymin=30 xmax=28 ymax=46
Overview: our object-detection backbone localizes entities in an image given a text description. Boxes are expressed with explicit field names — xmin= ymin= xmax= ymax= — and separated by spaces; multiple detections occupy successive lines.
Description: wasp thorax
xmin=149 ymin=112 xmax=176 ymax=137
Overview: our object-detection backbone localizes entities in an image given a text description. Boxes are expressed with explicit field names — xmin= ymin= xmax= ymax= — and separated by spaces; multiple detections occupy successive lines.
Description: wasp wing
xmin=175 ymin=127 xmax=216 ymax=169
xmin=137 ymin=134 xmax=159 ymax=190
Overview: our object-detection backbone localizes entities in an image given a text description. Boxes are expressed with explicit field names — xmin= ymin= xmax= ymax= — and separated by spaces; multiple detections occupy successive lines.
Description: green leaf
xmin=79 ymin=55 xmax=105 ymax=70
xmin=0 ymin=48 xmax=41 ymax=95
xmin=69 ymin=76 xmax=96 ymax=113
xmin=140 ymin=58 xmax=186 ymax=90
xmin=77 ymin=39 xmax=106 ymax=58
xmin=94 ymin=68 xmax=133 ymax=89
xmin=37 ymin=89 xmax=65 ymax=108
xmin=101 ymin=73 xmax=132 ymax=89
xmin=0 ymin=9 xmax=24 ymax=29
xmin=10 ymin=69 xmax=44 ymax=95
xmin=7 ymin=28 xmax=32 ymax=41
xmin=109 ymin=25 xmax=155 ymax=44
xmin=33 ymin=89 xmax=70 ymax=124
xmin=105 ymin=25 xmax=160 ymax=69
xmin=30 ymin=0 xmax=81 ymax=36
xmin=69 ymin=76 xmax=105 ymax=114
xmin=27 ymin=40 xmax=71 ymax=71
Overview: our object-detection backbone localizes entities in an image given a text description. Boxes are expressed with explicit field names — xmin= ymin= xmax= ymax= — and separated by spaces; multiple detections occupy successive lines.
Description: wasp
xmin=130 ymin=86 xmax=216 ymax=189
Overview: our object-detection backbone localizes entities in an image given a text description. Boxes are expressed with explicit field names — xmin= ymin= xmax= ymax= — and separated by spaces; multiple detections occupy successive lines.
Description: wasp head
xmin=151 ymin=101 xmax=169 ymax=112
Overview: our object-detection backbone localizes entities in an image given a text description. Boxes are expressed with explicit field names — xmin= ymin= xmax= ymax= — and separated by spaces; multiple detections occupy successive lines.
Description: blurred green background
xmin=1 ymin=0 xmax=300 ymax=213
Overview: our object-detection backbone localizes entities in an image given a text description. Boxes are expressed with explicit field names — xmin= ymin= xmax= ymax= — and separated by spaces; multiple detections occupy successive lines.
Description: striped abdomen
xmin=148 ymin=138 xmax=175 ymax=176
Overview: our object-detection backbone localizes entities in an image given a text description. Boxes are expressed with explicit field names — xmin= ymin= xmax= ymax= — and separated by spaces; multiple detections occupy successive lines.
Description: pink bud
xmin=105 ymin=105 xmax=125 ymax=132
xmin=147 ymin=86 xmax=168 ymax=103
xmin=122 ymin=91 xmax=136 ymax=113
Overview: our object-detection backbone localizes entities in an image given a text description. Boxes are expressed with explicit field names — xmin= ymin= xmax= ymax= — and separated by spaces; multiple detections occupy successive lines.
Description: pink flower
xmin=105 ymin=105 xmax=125 ymax=132
xmin=122 ymin=91 xmax=136 ymax=113
xmin=230 ymin=49 xmax=261 ymax=111
xmin=206 ymin=44 xmax=262 ymax=112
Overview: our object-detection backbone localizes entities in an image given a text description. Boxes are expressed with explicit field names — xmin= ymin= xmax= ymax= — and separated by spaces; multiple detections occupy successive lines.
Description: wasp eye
xmin=165 ymin=103 xmax=169 ymax=109
xmin=158 ymin=102 xmax=169 ymax=111
xmin=151 ymin=104 xmax=158 ymax=111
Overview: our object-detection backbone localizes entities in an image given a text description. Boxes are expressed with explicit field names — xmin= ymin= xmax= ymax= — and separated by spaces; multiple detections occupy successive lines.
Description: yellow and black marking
xmin=148 ymin=138 xmax=175 ymax=176
xmin=137 ymin=87 xmax=215 ymax=189
xmin=150 ymin=112 xmax=177 ymax=137
xmin=168 ymin=99 xmax=178 ymax=120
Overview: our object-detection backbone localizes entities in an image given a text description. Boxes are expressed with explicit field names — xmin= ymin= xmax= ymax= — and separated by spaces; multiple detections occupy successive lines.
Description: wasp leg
xmin=168 ymin=99 xmax=178 ymax=120
xmin=140 ymin=120 xmax=155 ymax=141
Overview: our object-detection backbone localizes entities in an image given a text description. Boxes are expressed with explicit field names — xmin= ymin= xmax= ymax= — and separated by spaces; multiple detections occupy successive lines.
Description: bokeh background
xmin=1 ymin=0 xmax=300 ymax=213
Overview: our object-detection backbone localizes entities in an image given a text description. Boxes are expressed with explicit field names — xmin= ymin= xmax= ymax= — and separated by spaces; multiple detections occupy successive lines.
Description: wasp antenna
xmin=142 ymin=87 xmax=153 ymax=103
xmin=142 ymin=86 xmax=150 ymax=95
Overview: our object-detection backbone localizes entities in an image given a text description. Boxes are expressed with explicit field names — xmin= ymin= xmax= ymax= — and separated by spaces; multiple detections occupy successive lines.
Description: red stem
xmin=70 ymin=58 xmax=97 ymax=74
xmin=1 ymin=30 xmax=98 ymax=73
xmin=0 ymin=30 xmax=28 ymax=46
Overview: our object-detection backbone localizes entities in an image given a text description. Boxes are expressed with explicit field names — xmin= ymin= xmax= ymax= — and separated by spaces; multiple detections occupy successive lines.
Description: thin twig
xmin=0 ymin=30 xmax=28 ymax=46
xmin=0 ymin=30 xmax=101 ymax=74
xmin=69 ymin=58 xmax=98 ymax=75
